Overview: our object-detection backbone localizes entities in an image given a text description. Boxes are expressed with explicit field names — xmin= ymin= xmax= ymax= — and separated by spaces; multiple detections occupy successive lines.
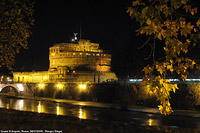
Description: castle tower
xmin=49 ymin=39 xmax=111 ymax=72
xmin=13 ymin=39 xmax=118 ymax=83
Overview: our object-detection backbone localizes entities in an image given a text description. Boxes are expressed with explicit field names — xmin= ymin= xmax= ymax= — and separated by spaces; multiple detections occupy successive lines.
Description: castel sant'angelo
xmin=13 ymin=39 xmax=118 ymax=83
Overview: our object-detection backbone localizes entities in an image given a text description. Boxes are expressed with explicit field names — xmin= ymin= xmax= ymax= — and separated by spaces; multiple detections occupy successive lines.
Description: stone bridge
xmin=0 ymin=83 xmax=34 ymax=96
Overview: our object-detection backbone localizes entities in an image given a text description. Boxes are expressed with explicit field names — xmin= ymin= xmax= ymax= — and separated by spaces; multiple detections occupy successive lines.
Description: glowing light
xmin=43 ymin=76 xmax=47 ymax=80
xmin=78 ymin=107 xmax=86 ymax=119
xmin=148 ymin=119 xmax=153 ymax=126
xmin=6 ymin=104 xmax=9 ymax=109
xmin=168 ymin=79 xmax=179 ymax=82
xmin=147 ymin=118 xmax=159 ymax=126
xmin=185 ymin=79 xmax=200 ymax=82
xmin=129 ymin=78 xmax=200 ymax=83
xmin=38 ymin=83 xmax=45 ymax=89
xmin=79 ymin=108 xmax=83 ymax=119
xmin=17 ymin=84 xmax=24 ymax=91
xmin=38 ymin=102 xmax=41 ymax=113
xmin=56 ymin=83 xmax=64 ymax=90
xmin=19 ymin=100 xmax=24 ymax=110
xmin=74 ymin=33 xmax=78 ymax=40
xmin=55 ymin=104 xmax=64 ymax=116
xmin=129 ymin=79 xmax=143 ymax=82
xmin=78 ymin=84 xmax=87 ymax=91
xmin=0 ymin=76 xmax=3 ymax=82
xmin=56 ymin=104 xmax=60 ymax=115
xmin=7 ymin=77 xmax=13 ymax=82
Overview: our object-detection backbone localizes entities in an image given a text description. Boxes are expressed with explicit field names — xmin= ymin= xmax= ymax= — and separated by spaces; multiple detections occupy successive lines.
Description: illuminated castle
xmin=49 ymin=39 xmax=111 ymax=72
xmin=13 ymin=40 xmax=118 ymax=83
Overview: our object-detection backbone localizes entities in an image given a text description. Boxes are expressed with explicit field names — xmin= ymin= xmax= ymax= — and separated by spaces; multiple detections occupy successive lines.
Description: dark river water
xmin=0 ymin=96 xmax=200 ymax=131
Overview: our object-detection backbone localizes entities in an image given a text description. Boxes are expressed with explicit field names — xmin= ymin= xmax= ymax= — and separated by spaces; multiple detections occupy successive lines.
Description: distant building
xmin=13 ymin=40 xmax=118 ymax=83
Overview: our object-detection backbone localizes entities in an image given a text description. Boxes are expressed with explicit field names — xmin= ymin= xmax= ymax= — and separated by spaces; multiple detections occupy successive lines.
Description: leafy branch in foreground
xmin=127 ymin=0 xmax=200 ymax=115
xmin=0 ymin=0 xmax=34 ymax=69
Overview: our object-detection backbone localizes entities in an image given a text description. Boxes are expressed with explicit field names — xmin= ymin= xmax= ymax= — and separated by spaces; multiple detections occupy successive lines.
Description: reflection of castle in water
xmin=13 ymin=39 xmax=118 ymax=83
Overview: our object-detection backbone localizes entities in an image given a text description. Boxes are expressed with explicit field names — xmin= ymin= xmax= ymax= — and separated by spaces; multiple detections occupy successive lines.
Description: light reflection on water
xmin=56 ymin=103 xmax=64 ymax=116
xmin=0 ymin=97 xmax=87 ymax=119
xmin=0 ymin=96 xmax=93 ymax=121
xmin=56 ymin=104 xmax=60 ymax=115
xmin=6 ymin=103 xmax=9 ymax=109
xmin=147 ymin=118 xmax=159 ymax=126
xmin=79 ymin=107 xmax=87 ymax=119
xmin=38 ymin=101 xmax=42 ymax=113
xmin=1 ymin=96 xmax=200 ymax=131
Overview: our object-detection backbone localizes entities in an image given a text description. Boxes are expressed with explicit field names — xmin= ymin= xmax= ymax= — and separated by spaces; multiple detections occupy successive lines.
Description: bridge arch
xmin=0 ymin=84 xmax=24 ymax=96
xmin=1 ymin=86 xmax=19 ymax=96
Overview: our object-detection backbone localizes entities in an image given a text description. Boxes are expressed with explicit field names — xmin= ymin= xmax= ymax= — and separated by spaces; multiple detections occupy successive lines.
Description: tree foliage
xmin=127 ymin=0 xmax=200 ymax=115
xmin=0 ymin=0 xmax=34 ymax=69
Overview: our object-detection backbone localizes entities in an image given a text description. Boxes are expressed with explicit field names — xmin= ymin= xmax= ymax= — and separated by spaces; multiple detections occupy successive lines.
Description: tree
xmin=0 ymin=0 xmax=34 ymax=69
xmin=127 ymin=0 xmax=200 ymax=115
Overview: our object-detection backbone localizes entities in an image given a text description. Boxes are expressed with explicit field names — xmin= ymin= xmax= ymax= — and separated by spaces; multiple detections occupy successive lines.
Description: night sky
xmin=14 ymin=0 xmax=146 ymax=78
xmin=14 ymin=0 xmax=200 ymax=79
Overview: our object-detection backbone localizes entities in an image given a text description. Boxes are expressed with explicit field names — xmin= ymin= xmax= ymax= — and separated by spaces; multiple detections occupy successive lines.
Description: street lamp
xmin=78 ymin=84 xmax=87 ymax=91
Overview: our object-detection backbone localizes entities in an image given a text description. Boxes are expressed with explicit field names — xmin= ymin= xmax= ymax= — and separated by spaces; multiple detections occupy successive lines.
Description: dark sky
xmin=14 ymin=0 xmax=153 ymax=78
xmin=13 ymin=0 xmax=200 ymax=79
xmin=14 ymin=0 xmax=141 ymax=77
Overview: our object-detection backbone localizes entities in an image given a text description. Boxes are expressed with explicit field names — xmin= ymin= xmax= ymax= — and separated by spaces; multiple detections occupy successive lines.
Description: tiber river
xmin=0 ymin=95 xmax=200 ymax=131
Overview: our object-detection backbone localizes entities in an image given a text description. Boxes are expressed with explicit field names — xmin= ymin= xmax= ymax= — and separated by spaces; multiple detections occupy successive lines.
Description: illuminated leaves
xmin=180 ymin=22 xmax=194 ymax=38
xmin=127 ymin=7 xmax=134 ymax=17
xmin=132 ymin=0 xmax=140 ymax=6
xmin=156 ymin=64 xmax=165 ymax=75
xmin=143 ymin=65 xmax=153 ymax=77
xmin=181 ymin=0 xmax=188 ymax=4
xmin=143 ymin=76 xmax=179 ymax=115
xmin=184 ymin=5 xmax=191 ymax=13
xmin=196 ymin=19 xmax=200 ymax=27
xmin=128 ymin=0 xmax=200 ymax=115
xmin=146 ymin=19 xmax=151 ymax=25
xmin=0 ymin=0 xmax=34 ymax=69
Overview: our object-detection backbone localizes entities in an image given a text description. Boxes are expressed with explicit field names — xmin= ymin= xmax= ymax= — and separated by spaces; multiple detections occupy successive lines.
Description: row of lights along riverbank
xmin=37 ymin=83 xmax=87 ymax=91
